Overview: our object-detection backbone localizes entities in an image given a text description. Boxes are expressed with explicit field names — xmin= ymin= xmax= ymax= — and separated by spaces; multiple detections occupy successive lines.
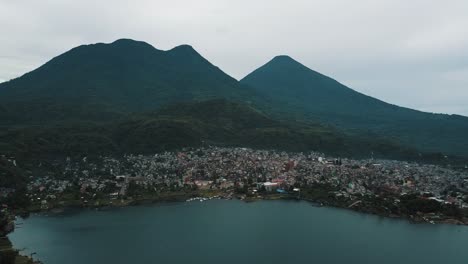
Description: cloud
xmin=0 ymin=0 xmax=467 ymax=115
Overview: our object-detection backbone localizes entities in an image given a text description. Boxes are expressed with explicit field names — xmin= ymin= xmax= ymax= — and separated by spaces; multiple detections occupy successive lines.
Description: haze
xmin=1 ymin=0 xmax=467 ymax=115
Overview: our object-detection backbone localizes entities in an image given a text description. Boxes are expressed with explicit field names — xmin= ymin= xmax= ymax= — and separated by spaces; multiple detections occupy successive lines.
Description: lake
xmin=9 ymin=200 xmax=468 ymax=264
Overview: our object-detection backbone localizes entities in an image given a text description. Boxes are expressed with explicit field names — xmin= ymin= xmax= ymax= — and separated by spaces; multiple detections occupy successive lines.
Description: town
xmin=7 ymin=147 xmax=468 ymax=224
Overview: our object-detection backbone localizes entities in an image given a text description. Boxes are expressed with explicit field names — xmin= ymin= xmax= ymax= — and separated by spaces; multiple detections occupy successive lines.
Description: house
xmin=263 ymin=182 xmax=278 ymax=192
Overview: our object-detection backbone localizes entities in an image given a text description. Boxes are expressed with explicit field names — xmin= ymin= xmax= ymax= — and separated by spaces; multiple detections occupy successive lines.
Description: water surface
xmin=10 ymin=200 xmax=468 ymax=264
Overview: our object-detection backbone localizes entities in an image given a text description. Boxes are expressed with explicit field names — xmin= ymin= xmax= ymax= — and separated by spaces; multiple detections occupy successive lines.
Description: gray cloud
xmin=1 ymin=0 xmax=467 ymax=115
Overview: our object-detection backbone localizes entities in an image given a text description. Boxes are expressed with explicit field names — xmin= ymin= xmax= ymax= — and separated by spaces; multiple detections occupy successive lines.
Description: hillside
xmin=0 ymin=39 xmax=259 ymax=124
xmin=241 ymin=56 xmax=468 ymax=157
xmin=1 ymin=38 xmax=467 ymax=159
xmin=0 ymin=100 xmax=443 ymax=163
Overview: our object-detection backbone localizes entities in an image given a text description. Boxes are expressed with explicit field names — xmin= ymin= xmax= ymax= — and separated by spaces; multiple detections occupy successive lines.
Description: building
xmin=263 ymin=182 xmax=278 ymax=192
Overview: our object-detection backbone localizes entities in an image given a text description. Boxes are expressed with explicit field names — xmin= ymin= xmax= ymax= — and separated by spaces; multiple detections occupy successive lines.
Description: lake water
xmin=9 ymin=200 xmax=468 ymax=264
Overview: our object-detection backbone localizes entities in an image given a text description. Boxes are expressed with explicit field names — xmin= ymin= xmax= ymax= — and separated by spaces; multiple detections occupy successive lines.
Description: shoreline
xmin=19 ymin=191 xmax=468 ymax=226
xmin=7 ymin=191 xmax=467 ymax=263
xmin=247 ymin=195 xmax=468 ymax=226
xmin=0 ymin=213 xmax=38 ymax=264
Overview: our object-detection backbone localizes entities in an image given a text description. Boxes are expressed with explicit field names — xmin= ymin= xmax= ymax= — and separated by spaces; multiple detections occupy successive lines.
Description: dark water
xmin=9 ymin=200 xmax=468 ymax=264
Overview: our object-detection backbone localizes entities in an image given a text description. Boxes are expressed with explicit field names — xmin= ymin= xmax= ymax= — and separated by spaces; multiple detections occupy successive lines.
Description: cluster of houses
xmin=20 ymin=147 xmax=468 ymax=210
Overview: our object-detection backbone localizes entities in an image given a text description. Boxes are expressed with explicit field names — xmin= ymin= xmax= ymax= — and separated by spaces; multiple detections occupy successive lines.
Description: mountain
xmin=0 ymin=39 xmax=258 ymax=124
xmin=1 ymin=38 xmax=467 ymax=159
xmin=241 ymin=56 xmax=468 ymax=157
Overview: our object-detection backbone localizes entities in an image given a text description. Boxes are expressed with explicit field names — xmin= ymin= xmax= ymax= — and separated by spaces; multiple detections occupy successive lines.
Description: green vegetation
xmin=0 ymin=157 xmax=26 ymax=190
xmin=0 ymin=100 xmax=453 ymax=163
xmin=1 ymin=38 xmax=467 ymax=160
xmin=300 ymin=183 xmax=339 ymax=202
xmin=0 ymin=39 xmax=258 ymax=125
xmin=241 ymin=55 xmax=468 ymax=157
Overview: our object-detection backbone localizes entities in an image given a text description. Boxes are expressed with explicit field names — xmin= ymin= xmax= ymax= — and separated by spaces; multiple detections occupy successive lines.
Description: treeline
xmin=0 ymin=100 xmax=458 ymax=164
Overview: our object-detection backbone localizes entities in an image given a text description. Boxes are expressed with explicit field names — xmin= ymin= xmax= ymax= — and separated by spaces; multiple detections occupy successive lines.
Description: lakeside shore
xmin=5 ymin=189 xmax=467 ymax=264
xmin=19 ymin=189 xmax=468 ymax=226
xmin=0 ymin=213 xmax=38 ymax=264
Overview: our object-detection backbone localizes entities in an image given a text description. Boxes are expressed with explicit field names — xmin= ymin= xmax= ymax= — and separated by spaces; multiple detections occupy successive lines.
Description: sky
xmin=1 ymin=0 xmax=467 ymax=115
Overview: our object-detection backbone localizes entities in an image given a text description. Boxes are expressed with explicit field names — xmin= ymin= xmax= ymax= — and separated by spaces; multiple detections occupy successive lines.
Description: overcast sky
xmin=1 ymin=0 xmax=467 ymax=115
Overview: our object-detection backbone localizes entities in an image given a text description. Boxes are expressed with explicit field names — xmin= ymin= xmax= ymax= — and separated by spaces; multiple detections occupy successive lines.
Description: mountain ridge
xmin=0 ymin=39 xmax=258 ymax=124
xmin=1 ymin=38 xmax=467 ymax=158
xmin=240 ymin=55 xmax=468 ymax=157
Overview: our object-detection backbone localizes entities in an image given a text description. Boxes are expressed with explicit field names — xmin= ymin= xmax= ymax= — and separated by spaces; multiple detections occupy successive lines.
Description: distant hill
xmin=1 ymin=99 xmax=448 ymax=164
xmin=0 ymin=39 xmax=258 ymax=124
xmin=241 ymin=55 xmax=468 ymax=157
xmin=1 ymin=38 xmax=467 ymax=159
